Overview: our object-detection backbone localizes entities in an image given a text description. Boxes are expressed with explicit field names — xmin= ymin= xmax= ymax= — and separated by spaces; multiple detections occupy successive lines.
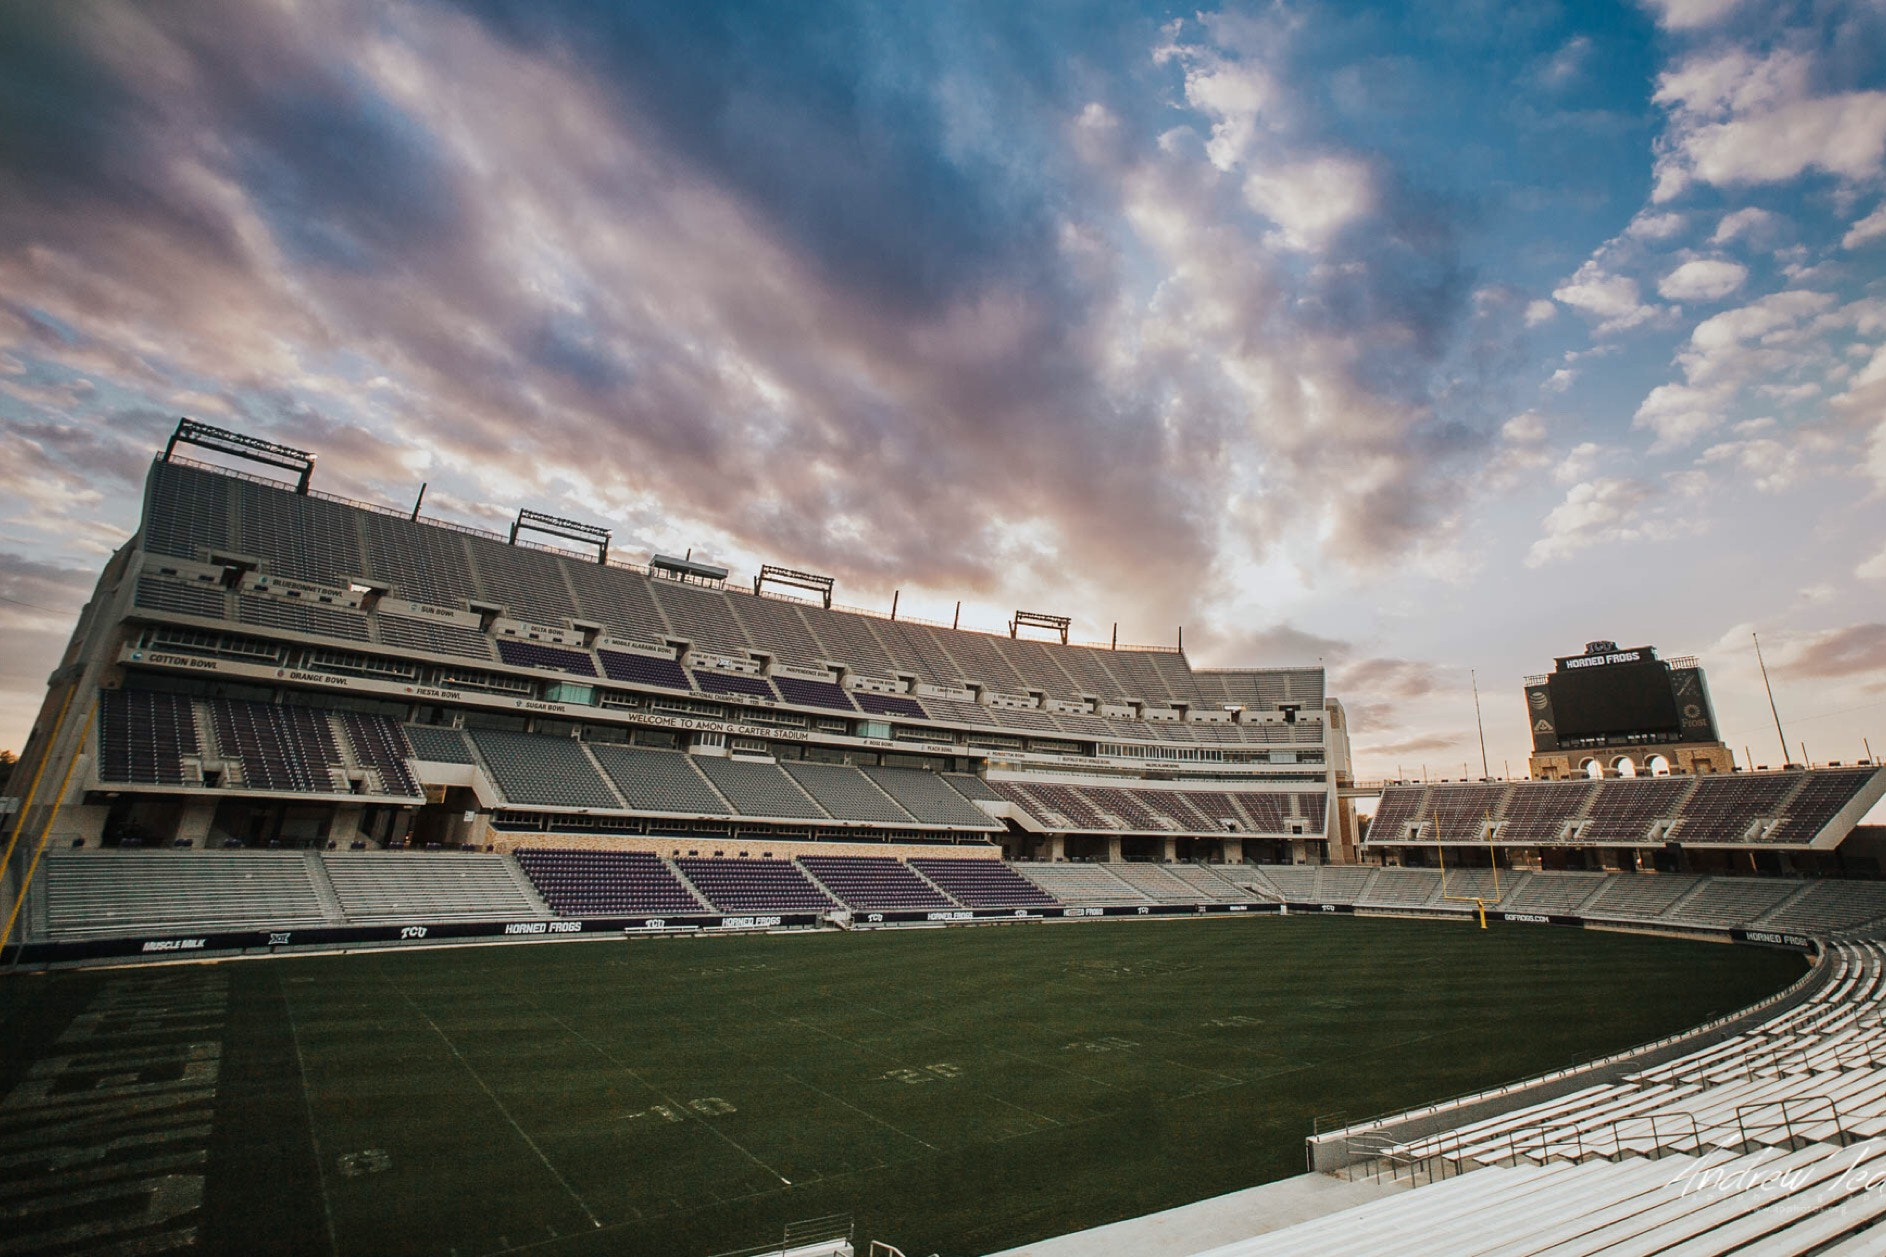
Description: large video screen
xmin=1545 ymin=661 xmax=1681 ymax=740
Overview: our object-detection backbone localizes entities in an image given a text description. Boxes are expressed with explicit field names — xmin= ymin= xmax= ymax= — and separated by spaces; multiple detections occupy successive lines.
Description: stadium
xmin=3 ymin=420 xmax=1886 ymax=1256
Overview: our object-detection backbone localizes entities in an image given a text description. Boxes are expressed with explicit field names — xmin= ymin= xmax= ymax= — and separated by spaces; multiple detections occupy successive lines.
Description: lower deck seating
xmin=37 ymin=850 xmax=331 ymax=938
xmin=798 ymin=855 xmax=956 ymax=910
xmin=1015 ymin=863 xmax=1149 ymax=904
xmin=322 ymin=852 xmax=548 ymax=922
xmin=676 ymin=857 xmax=835 ymax=912
xmin=910 ymin=859 xmax=1059 ymax=908
xmin=514 ymin=849 xmax=705 ymax=916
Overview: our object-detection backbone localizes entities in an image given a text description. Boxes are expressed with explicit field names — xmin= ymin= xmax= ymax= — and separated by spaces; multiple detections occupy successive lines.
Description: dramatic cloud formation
xmin=0 ymin=0 xmax=1882 ymax=781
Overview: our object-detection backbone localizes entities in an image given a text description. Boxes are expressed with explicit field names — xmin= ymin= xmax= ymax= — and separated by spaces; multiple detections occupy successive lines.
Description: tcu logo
xmin=1136 ymin=906 xmax=1150 ymax=915
xmin=400 ymin=926 xmax=427 ymax=940
xmin=867 ymin=913 xmax=884 ymax=923
xmin=267 ymin=932 xmax=291 ymax=946
xmin=644 ymin=919 xmax=666 ymax=929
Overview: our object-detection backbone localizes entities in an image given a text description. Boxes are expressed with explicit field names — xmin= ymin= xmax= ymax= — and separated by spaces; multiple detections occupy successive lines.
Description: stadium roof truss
xmin=1011 ymin=609 xmax=1071 ymax=645
xmin=511 ymin=508 xmax=610 ymax=563
xmin=754 ymin=564 xmax=834 ymax=609
xmin=162 ymin=418 xmax=315 ymax=494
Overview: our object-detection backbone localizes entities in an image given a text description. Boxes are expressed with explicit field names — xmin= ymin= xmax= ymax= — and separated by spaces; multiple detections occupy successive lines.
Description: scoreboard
xmin=1527 ymin=641 xmax=1718 ymax=752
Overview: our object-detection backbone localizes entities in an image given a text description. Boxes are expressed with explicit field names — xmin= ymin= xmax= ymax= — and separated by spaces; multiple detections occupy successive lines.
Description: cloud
xmin=1846 ymin=204 xmax=1886 ymax=249
xmin=1776 ymin=623 xmax=1886 ymax=682
xmin=1857 ymin=542 xmax=1886 ymax=582
xmin=1524 ymin=299 xmax=1557 ymax=327
xmin=1552 ymin=261 xmax=1658 ymax=335
xmin=1242 ymin=154 xmax=1374 ymax=252
xmin=1638 ymin=0 xmax=1746 ymax=31
xmin=1711 ymin=207 xmax=1783 ymax=245
xmin=1627 ymin=211 xmax=1687 ymax=241
xmin=1698 ymin=436 xmax=1805 ymax=491
xmin=1651 ymin=48 xmax=1886 ymax=201
xmin=1657 ymin=258 xmax=1748 ymax=302
xmin=1633 ymin=381 xmax=1733 ymax=448
xmin=1525 ymin=473 xmax=1705 ymax=566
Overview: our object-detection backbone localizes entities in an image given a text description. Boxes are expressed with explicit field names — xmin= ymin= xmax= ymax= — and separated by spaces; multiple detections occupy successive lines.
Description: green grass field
xmin=0 ymin=916 xmax=1805 ymax=1257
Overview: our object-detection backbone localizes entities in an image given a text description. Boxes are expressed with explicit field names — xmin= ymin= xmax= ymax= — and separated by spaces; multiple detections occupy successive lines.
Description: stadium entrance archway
xmin=1612 ymin=756 xmax=1638 ymax=778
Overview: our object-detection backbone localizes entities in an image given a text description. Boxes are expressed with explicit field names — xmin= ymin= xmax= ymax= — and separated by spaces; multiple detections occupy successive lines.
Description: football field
xmin=0 ymin=915 xmax=1805 ymax=1257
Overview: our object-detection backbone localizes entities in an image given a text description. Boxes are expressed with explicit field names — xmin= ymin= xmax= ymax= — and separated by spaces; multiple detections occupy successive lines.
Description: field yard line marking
xmin=279 ymin=971 xmax=342 ymax=1257
xmin=508 ymin=997 xmax=795 ymax=1188
xmin=771 ymin=1070 xmax=942 ymax=1151
xmin=379 ymin=974 xmax=604 ymax=1228
xmin=857 ymin=1003 xmax=1132 ymax=1093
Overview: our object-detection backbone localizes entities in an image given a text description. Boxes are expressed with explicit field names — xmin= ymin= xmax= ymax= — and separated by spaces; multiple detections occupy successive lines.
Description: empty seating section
xmin=799 ymin=856 xmax=956 ymax=910
xmin=995 ymin=781 xmax=1102 ymax=829
xmin=586 ymin=744 xmax=728 ymax=813
xmin=648 ymin=581 xmax=749 ymax=657
xmin=805 ymin=612 xmax=900 ymax=679
xmin=357 ymin=509 xmax=476 ymax=606
xmin=135 ymin=575 xmax=228 ymax=619
xmin=469 ymin=539 xmax=577 ymax=623
xmin=853 ymin=691 xmax=927 ymax=718
xmin=982 ymin=779 xmax=1325 ymax=835
xmin=771 ymin=675 xmax=856 ymax=711
xmin=236 ymin=478 xmax=365 ymax=587
xmin=726 ymin=595 xmax=826 ymax=669
xmin=403 ymin=723 xmax=475 ymax=763
xmin=99 ymin=690 xmax=200 ymax=785
xmin=677 ymin=857 xmax=834 ymax=911
xmin=1360 ymin=868 xmax=1442 ymax=908
xmin=1256 ymin=866 xmax=1319 ymax=900
xmin=780 ymin=762 xmax=914 ymax=823
xmin=140 ymin=462 xmax=1337 ymax=745
xmin=142 ymin=461 xmax=232 ymax=564
xmin=1497 ymin=781 xmax=1593 ymax=844
xmin=1161 ymin=864 xmax=1254 ymax=901
xmin=861 ymin=768 xmax=1000 ymax=828
xmin=1017 ymin=863 xmax=1148 ymax=904
xmin=322 ymin=852 xmax=547 ymax=922
xmin=1668 ymin=877 xmax=1804 ymax=926
xmin=920 ymin=697 xmax=995 ymax=726
xmin=1768 ymin=768 xmax=1880 ymax=845
xmin=1381 ymin=772 xmax=1883 ymax=851
xmin=1421 ymin=784 xmax=1504 ymax=842
xmin=495 ymin=639 xmax=597 ymax=676
xmin=207 ymin=698 xmax=343 ymax=792
xmin=1759 ymin=881 xmax=1886 ymax=934
xmin=597 ymin=650 xmax=691 ymax=689
xmin=1305 ymin=938 xmax=1886 ymax=1257
xmin=1107 ymin=863 xmax=1206 ymax=902
xmin=514 ymin=849 xmax=704 ymax=916
xmin=237 ymin=594 xmax=370 ymax=641
xmin=1576 ymin=776 xmax=1694 ymax=844
xmin=336 ymin=712 xmax=421 ymax=798
xmin=1580 ymin=874 xmax=1702 ymax=920
xmin=39 ymin=850 xmax=330 ymax=937
xmin=691 ymin=756 xmax=828 ymax=818
xmin=691 ymin=670 xmax=776 ymax=699
xmin=910 ymin=858 xmax=1059 ymax=907
xmin=564 ymin=561 xmax=669 ymax=645
xmin=376 ymin=613 xmax=494 ymax=660
xmin=942 ymin=631 xmax=1029 ymax=691
xmin=1368 ymin=785 xmax=1429 ymax=841
xmin=1674 ymin=773 xmax=1801 ymax=843
xmin=1316 ymin=866 xmax=1374 ymax=902
xmin=1498 ymin=871 xmax=1605 ymax=914
xmin=466 ymin=729 xmax=622 ymax=809
xmin=944 ymin=773 xmax=1005 ymax=802
xmin=875 ymin=621 xmax=960 ymax=688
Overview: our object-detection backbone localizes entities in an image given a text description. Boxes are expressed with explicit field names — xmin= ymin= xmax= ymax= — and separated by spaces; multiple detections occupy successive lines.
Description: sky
xmin=1 ymin=0 xmax=1884 ymax=783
